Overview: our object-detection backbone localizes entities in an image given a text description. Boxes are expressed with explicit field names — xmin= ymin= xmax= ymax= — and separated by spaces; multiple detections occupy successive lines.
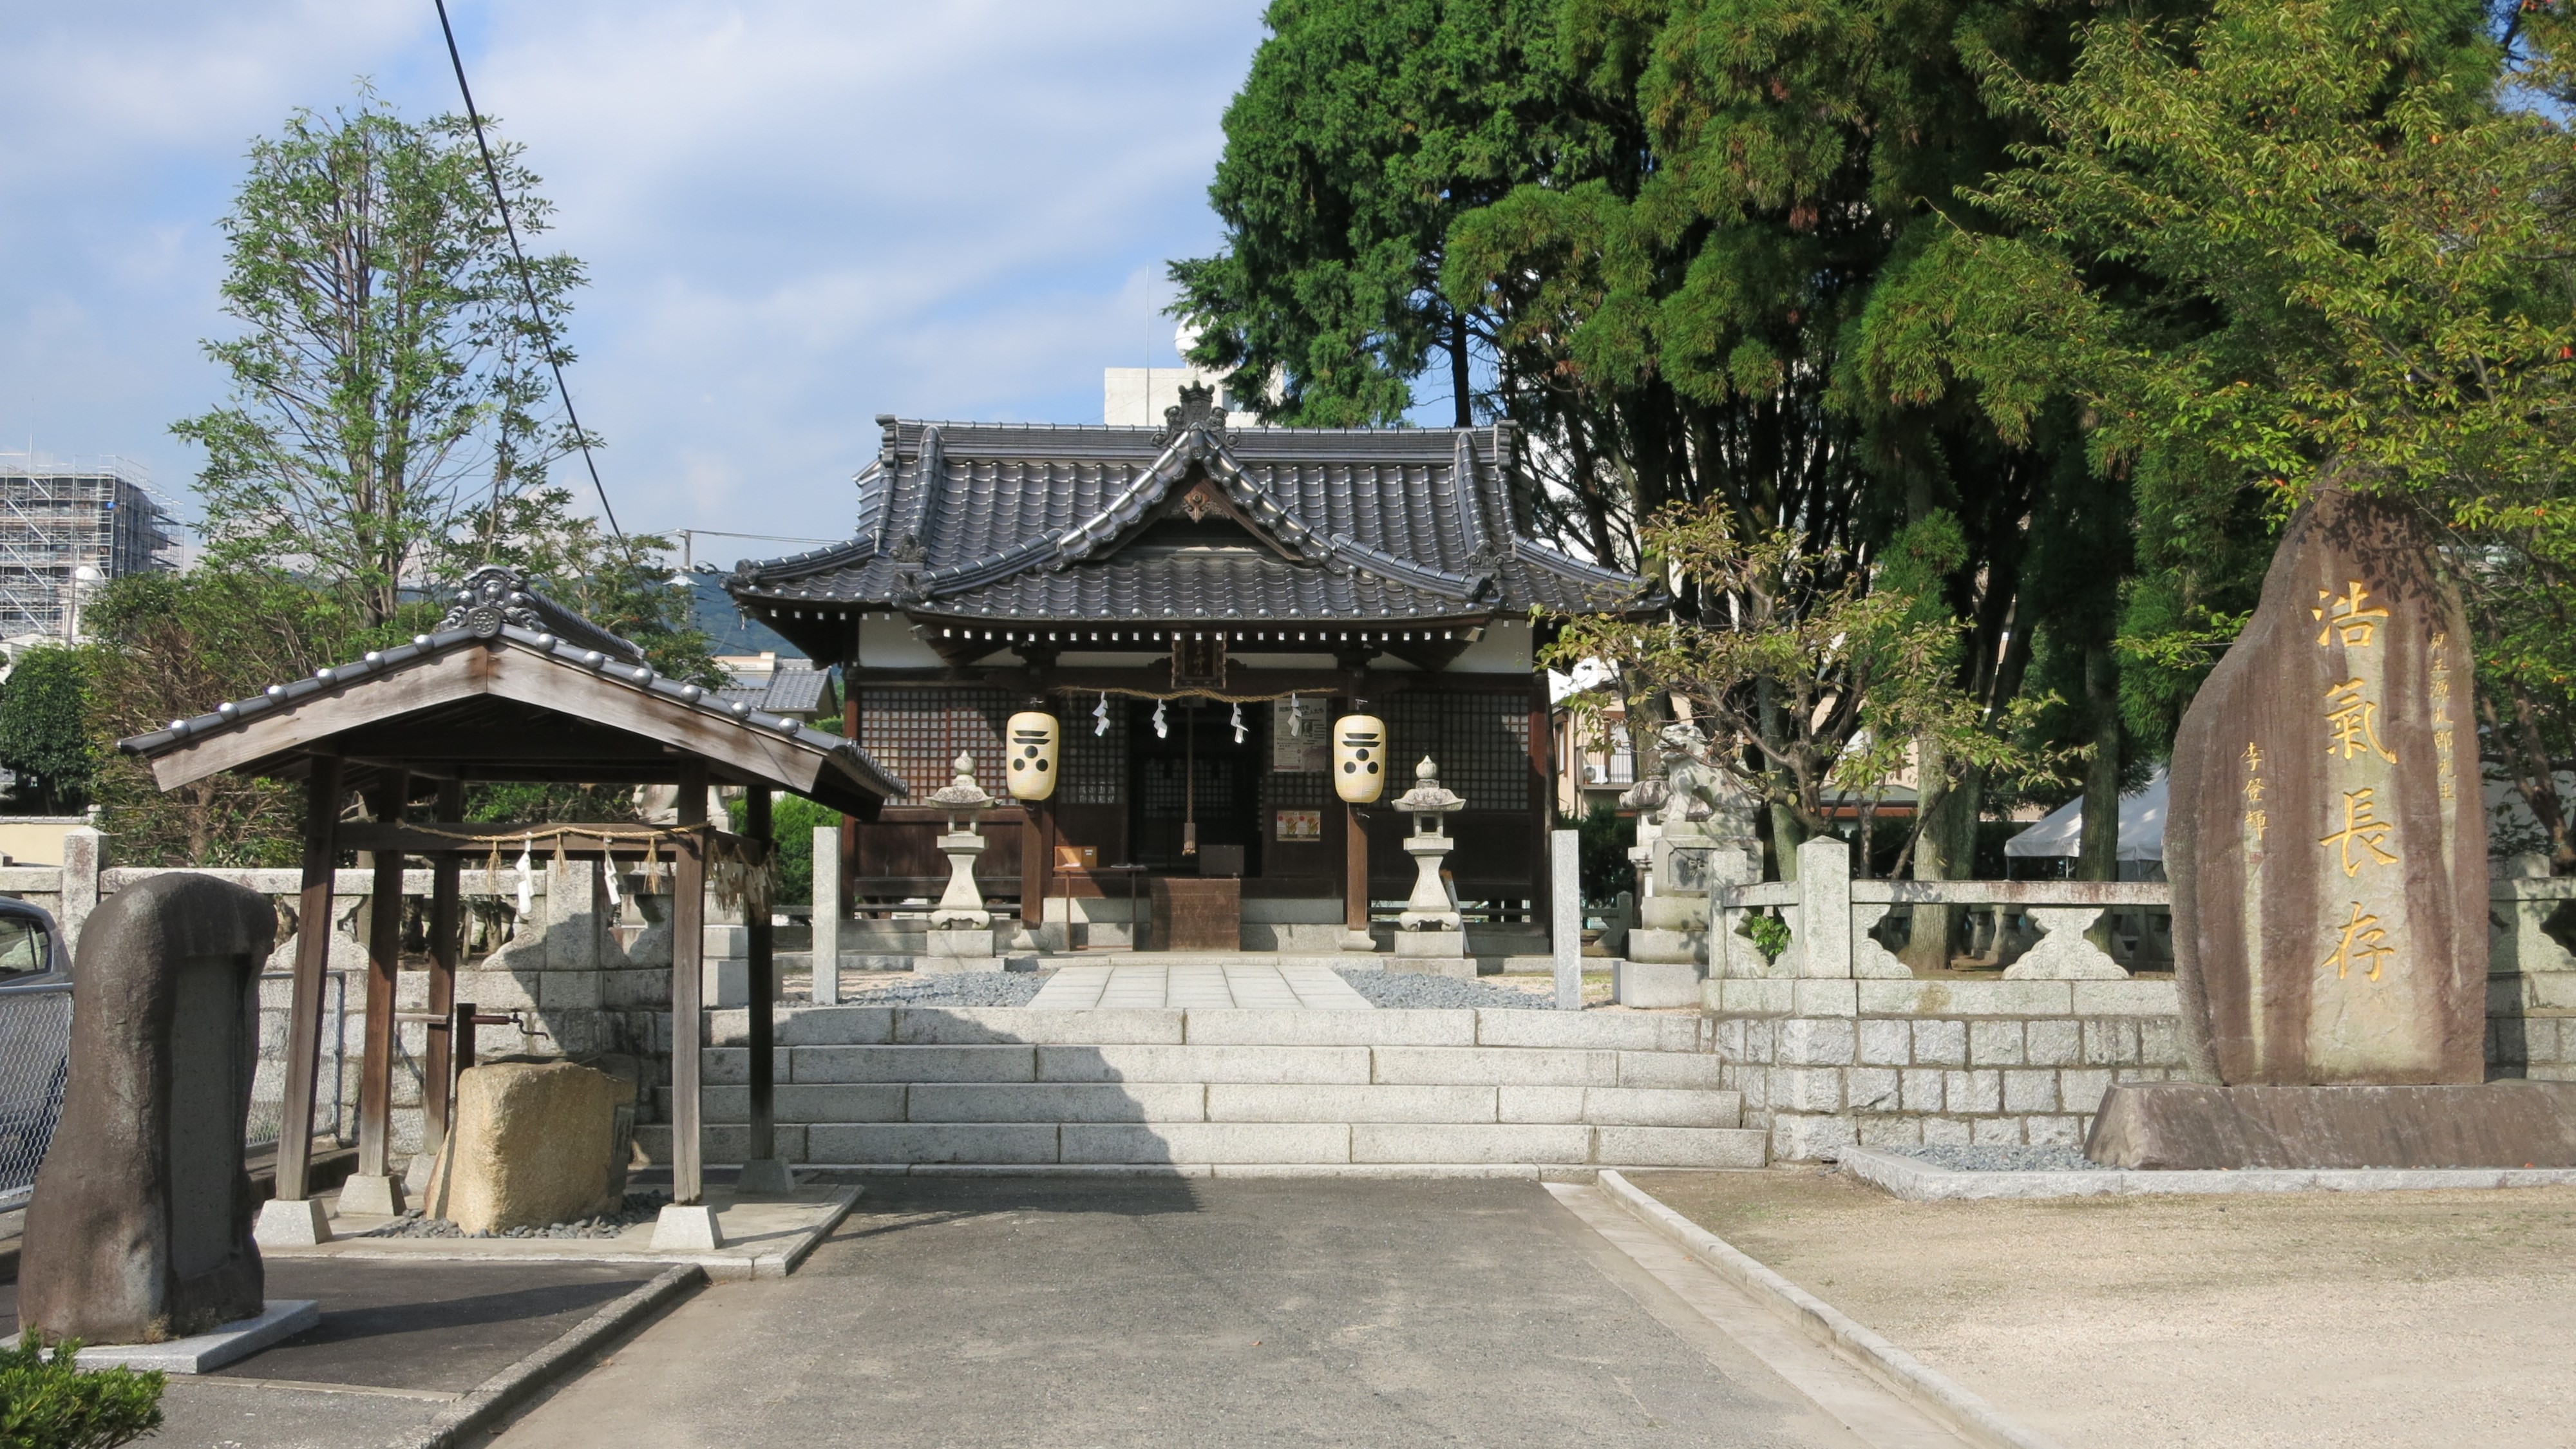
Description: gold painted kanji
xmin=2322 ymin=677 xmax=2396 ymax=762
xmin=2318 ymin=787 xmax=2400 ymax=876
xmin=2321 ymin=902 xmax=2395 ymax=982
xmin=2313 ymin=580 xmax=2390 ymax=648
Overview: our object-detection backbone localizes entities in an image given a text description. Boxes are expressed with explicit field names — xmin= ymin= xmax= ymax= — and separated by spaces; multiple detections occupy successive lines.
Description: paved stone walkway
xmin=489 ymin=1179 xmax=1922 ymax=1448
xmin=1027 ymin=960 xmax=1375 ymax=1010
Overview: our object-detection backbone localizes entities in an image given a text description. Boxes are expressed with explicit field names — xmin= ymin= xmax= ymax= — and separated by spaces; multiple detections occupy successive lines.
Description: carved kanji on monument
xmin=2166 ymin=486 xmax=2488 ymax=1084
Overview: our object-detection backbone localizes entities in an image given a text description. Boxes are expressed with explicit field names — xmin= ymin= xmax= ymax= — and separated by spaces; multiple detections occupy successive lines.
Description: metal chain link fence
xmin=0 ymin=983 xmax=71 ymax=1211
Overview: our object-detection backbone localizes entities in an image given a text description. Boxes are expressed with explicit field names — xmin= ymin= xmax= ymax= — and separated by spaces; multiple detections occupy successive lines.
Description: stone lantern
xmin=923 ymin=751 xmax=1003 ymax=971
xmin=1392 ymin=756 xmax=1466 ymax=961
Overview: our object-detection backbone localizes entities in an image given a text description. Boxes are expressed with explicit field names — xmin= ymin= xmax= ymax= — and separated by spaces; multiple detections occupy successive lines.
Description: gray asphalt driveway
xmin=487 ymin=1177 xmax=1894 ymax=1448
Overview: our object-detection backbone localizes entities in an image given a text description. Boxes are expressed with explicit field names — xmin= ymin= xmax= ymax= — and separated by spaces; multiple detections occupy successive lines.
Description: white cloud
xmin=0 ymin=0 xmax=1265 ymax=544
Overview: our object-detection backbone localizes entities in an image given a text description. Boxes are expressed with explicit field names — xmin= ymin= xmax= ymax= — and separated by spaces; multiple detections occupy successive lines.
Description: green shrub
xmin=0 ymin=1338 xmax=164 ymax=1449
xmin=1741 ymin=912 xmax=1794 ymax=965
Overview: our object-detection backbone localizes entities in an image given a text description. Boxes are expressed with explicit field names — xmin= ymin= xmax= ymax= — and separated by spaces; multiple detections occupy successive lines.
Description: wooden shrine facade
xmin=728 ymin=389 xmax=1653 ymax=935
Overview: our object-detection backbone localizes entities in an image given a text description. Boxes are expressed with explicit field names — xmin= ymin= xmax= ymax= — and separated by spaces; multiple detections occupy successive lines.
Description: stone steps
xmin=649 ymin=1005 xmax=1765 ymax=1173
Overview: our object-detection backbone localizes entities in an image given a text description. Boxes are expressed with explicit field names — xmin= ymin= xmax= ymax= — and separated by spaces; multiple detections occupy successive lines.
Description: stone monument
xmin=18 ymin=875 xmax=316 ymax=1359
xmin=1620 ymin=722 xmax=1762 ymax=1005
xmin=923 ymin=750 xmax=1003 ymax=972
xmin=1392 ymin=756 xmax=1466 ymax=965
xmin=2091 ymin=485 xmax=2576 ymax=1167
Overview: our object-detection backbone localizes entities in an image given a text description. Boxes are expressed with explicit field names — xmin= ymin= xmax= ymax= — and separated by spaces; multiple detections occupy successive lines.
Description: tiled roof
xmin=118 ymin=567 xmax=900 ymax=804
xmin=727 ymin=415 xmax=1648 ymax=624
xmin=717 ymin=663 xmax=834 ymax=715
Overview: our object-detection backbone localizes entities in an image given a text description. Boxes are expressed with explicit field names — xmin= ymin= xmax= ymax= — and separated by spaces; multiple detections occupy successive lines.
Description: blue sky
xmin=0 ymin=1 xmax=1269 ymax=559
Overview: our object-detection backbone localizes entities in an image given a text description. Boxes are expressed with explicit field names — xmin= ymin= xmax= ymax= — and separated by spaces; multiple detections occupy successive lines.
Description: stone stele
xmin=2166 ymin=486 xmax=2488 ymax=1086
xmin=426 ymin=1059 xmax=635 ymax=1235
xmin=19 ymin=874 xmax=277 ymax=1344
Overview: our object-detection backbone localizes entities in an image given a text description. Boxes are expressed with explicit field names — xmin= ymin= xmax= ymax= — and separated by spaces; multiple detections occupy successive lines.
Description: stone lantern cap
xmin=1392 ymin=756 xmax=1465 ymax=823
xmin=928 ymin=752 xmax=994 ymax=811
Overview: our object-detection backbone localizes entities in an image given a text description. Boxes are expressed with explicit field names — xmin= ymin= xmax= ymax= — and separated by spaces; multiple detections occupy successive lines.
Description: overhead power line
xmin=433 ymin=0 xmax=627 ymax=545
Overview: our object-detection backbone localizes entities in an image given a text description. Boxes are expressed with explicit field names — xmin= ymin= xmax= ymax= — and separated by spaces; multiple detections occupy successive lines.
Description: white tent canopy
xmin=2004 ymin=768 xmax=2170 ymax=862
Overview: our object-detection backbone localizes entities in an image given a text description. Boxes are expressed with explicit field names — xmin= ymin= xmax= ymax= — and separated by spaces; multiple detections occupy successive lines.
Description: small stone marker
xmin=2166 ymin=485 xmax=2488 ymax=1084
xmin=1551 ymin=829 xmax=1582 ymax=1010
xmin=19 ymin=875 xmax=277 ymax=1345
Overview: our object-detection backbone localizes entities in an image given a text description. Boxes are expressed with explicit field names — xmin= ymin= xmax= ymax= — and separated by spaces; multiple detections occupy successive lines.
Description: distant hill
xmin=685 ymin=573 xmax=803 ymax=658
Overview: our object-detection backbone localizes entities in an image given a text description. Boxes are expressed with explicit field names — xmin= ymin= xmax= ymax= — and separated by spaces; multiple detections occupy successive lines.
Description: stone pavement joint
xmin=1029 ymin=961 xmax=1376 ymax=1010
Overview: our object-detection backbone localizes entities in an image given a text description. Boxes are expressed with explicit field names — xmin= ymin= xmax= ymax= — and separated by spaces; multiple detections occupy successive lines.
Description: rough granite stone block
xmin=1913 ymin=1019 xmax=1967 ymax=1066
xmin=1846 ymin=1068 xmax=1900 ymax=1113
xmin=2025 ymin=1019 xmax=2081 ymax=1066
xmin=1970 ymin=1116 xmax=2025 ymax=1145
xmin=1791 ymin=980 xmax=1859 ymax=1017
xmin=2083 ymin=1018 xmax=2141 ymax=1065
xmin=1857 ymin=1019 xmax=1912 ymax=1066
xmin=1777 ymin=1067 xmax=1845 ymax=1113
xmin=2060 ymin=1068 xmax=2117 ymax=1115
xmin=1947 ymin=1069 xmax=2003 ymax=1113
xmin=2137 ymin=1017 xmax=2182 ymax=1066
xmin=1969 ymin=1020 xmax=2026 ymax=1066
xmin=1857 ymin=1116 xmax=1924 ymax=1148
xmin=1777 ymin=1018 xmax=1857 ymax=1066
xmin=1920 ymin=1115 xmax=1973 ymax=1146
xmin=2002 ymin=1069 xmax=2061 ymax=1113
xmin=699 ymin=1048 xmax=788 ymax=1085
xmin=1045 ymin=1044 xmax=1373 ymax=1085
xmin=1899 ymin=1068 xmax=1946 ymax=1113
xmin=1770 ymin=1113 xmax=1856 ymax=1161
xmin=2026 ymin=1115 xmax=2085 ymax=1147
xmin=2067 ymin=979 xmax=2183 ymax=1017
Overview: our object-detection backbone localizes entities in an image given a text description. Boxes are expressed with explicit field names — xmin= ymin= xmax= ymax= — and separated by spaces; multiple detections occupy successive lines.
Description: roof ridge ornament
xmin=1156 ymin=382 xmax=1226 ymax=446
xmin=442 ymin=565 xmax=547 ymax=639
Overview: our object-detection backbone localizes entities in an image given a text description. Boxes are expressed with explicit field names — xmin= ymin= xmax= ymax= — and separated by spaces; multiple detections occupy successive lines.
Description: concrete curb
xmin=1839 ymin=1146 xmax=2576 ymax=1201
xmin=407 ymin=1262 xmax=705 ymax=1449
xmin=1596 ymin=1170 xmax=2064 ymax=1449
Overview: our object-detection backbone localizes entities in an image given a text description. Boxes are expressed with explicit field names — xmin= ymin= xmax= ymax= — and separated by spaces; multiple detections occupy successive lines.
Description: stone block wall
xmin=1705 ymin=978 xmax=2188 ymax=1159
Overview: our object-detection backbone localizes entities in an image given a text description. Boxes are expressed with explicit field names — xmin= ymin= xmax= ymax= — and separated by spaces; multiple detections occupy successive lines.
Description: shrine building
xmin=726 ymin=389 xmax=1651 ymax=954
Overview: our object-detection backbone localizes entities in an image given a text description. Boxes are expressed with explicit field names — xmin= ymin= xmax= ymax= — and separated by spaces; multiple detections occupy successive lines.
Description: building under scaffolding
xmin=0 ymin=456 xmax=179 ymax=645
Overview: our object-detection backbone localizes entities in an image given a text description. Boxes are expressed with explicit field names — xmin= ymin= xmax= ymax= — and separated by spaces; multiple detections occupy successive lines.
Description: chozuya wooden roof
xmin=117 ymin=565 xmax=901 ymax=817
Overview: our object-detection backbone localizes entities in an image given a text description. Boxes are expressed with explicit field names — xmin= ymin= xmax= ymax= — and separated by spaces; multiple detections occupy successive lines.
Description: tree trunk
xmin=2077 ymin=643 xmax=2121 ymax=883
xmin=1450 ymin=308 xmax=1473 ymax=429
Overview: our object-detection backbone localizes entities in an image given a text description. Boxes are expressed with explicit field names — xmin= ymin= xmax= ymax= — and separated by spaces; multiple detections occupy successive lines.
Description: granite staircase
xmin=676 ymin=1007 xmax=1766 ymax=1175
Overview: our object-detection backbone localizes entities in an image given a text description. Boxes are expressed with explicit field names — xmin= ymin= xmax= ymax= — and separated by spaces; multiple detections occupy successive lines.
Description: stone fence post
xmin=1792 ymin=837 xmax=1853 ymax=983
xmin=58 ymin=826 xmax=101 ymax=960
xmin=812 ymin=825 xmax=842 ymax=1005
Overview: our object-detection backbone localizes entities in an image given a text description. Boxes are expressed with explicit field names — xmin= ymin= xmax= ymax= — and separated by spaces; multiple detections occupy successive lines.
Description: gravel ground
xmin=372 ymin=1190 xmax=672 ymax=1240
xmin=1885 ymin=1144 xmax=2108 ymax=1172
xmin=1332 ymin=969 xmax=1551 ymax=1010
xmin=838 ymin=971 xmax=1054 ymax=1007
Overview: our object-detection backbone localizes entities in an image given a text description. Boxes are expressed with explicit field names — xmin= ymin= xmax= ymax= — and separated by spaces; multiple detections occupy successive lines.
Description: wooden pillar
xmin=1529 ymin=685 xmax=1553 ymax=931
xmin=840 ymin=691 xmax=861 ymax=908
xmin=744 ymin=784 xmax=776 ymax=1172
xmin=355 ymin=770 xmax=409 ymax=1181
xmin=1343 ymin=683 xmax=1370 ymax=936
xmin=423 ymin=779 xmax=463 ymax=1157
xmin=276 ymin=755 xmax=343 ymax=1202
xmin=670 ymin=761 xmax=708 ymax=1206
xmin=1021 ymin=799 xmax=1052 ymax=932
